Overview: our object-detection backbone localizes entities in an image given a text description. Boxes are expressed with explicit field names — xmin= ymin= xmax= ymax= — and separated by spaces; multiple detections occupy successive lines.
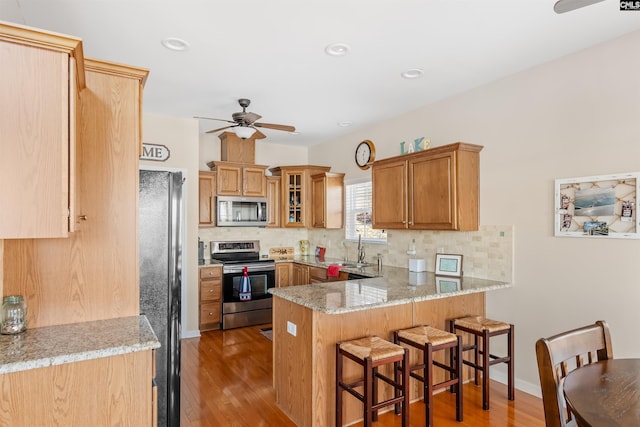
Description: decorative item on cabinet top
xmin=269 ymin=247 xmax=294 ymax=260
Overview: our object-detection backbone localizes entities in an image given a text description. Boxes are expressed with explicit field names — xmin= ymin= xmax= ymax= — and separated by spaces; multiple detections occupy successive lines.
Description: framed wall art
xmin=435 ymin=254 xmax=463 ymax=277
xmin=554 ymin=172 xmax=639 ymax=239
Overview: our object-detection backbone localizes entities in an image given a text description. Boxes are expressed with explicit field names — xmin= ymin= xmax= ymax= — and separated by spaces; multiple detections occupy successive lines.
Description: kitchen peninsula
xmin=270 ymin=267 xmax=510 ymax=427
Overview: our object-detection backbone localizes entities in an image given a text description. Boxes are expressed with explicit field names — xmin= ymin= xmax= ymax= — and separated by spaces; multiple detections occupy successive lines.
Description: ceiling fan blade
xmin=253 ymin=122 xmax=296 ymax=132
xmin=554 ymin=0 xmax=604 ymax=13
xmin=253 ymin=128 xmax=267 ymax=139
xmin=194 ymin=116 xmax=236 ymax=124
xmin=244 ymin=112 xmax=262 ymax=125
xmin=205 ymin=125 xmax=235 ymax=134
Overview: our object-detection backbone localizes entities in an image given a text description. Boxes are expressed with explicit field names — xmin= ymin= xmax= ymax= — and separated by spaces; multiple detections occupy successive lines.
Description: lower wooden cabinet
xmin=290 ymin=263 xmax=349 ymax=285
xmin=199 ymin=266 xmax=222 ymax=331
xmin=0 ymin=350 xmax=155 ymax=426
xmin=292 ymin=263 xmax=309 ymax=286
xmin=275 ymin=262 xmax=292 ymax=287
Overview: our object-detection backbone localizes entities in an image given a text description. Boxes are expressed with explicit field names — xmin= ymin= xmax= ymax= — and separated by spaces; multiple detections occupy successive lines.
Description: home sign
xmin=141 ymin=143 xmax=170 ymax=162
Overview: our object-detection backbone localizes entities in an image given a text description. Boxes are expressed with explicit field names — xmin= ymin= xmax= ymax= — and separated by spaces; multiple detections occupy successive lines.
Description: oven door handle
xmin=223 ymin=264 xmax=276 ymax=274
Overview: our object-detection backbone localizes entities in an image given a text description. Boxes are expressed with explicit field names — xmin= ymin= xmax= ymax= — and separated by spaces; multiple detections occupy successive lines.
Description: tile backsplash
xmin=198 ymin=225 xmax=514 ymax=282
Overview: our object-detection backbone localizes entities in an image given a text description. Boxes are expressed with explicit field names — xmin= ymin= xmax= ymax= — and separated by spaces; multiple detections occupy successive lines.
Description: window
xmin=345 ymin=180 xmax=387 ymax=243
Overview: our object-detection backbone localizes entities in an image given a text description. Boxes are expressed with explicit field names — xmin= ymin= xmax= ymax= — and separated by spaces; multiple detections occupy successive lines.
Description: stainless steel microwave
xmin=216 ymin=196 xmax=268 ymax=227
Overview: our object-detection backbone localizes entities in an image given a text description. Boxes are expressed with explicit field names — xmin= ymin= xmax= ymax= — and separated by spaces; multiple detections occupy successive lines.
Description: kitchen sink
xmin=330 ymin=262 xmax=374 ymax=268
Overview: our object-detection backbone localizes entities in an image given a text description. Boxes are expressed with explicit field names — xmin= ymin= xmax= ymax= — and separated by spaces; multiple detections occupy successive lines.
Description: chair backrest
xmin=535 ymin=320 xmax=613 ymax=427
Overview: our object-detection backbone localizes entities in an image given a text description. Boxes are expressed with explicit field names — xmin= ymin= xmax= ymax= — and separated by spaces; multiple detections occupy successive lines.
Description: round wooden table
xmin=563 ymin=358 xmax=640 ymax=427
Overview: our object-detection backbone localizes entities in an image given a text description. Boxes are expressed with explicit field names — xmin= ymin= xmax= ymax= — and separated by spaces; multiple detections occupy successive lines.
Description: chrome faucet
xmin=357 ymin=234 xmax=366 ymax=264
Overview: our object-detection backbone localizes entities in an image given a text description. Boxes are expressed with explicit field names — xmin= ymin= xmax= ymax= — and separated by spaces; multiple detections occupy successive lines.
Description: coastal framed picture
xmin=555 ymin=172 xmax=639 ymax=239
xmin=435 ymin=254 xmax=463 ymax=277
xmin=436 ymin=276 xmax=461 ymax=294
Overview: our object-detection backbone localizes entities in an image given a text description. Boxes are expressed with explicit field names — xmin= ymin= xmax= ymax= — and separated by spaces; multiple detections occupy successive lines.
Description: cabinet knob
xmin=208 ymin=312 xmax=213 ymax=316
xmin=208 ymin=271 xmax=213 ymax=276
xmin=209 ymin=289 xmax=213 ymax=293
xmin=79 ymin=215 xmax=87 ymax=221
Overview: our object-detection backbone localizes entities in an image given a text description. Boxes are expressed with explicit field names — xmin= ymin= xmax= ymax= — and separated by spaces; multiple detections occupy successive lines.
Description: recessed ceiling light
xmin=161 ymin=37 xmax=190 ymax=52
xmin=337 ymin=121 xmax=353 ymax=127
xmin=325 ymin=43 xmax=351 ymax=56
xmin=401 ymin=68 xmax=424 ymax=79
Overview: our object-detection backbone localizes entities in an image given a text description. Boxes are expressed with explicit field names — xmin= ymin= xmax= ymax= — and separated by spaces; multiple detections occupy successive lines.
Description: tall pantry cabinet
xmin=0 ymin=23 xmax=155 ymax=426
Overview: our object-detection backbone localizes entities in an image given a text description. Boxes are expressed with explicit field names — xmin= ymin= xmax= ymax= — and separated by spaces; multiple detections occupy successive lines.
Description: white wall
xmin=141 ymin=114 xmax=200 ymax=337
xmin=309 ymin=30 xmax=640 ymax=394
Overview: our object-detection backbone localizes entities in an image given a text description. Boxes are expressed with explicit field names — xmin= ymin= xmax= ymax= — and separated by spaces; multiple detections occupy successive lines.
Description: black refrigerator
xmin=139 ymin=169 xmax=183 ymax=427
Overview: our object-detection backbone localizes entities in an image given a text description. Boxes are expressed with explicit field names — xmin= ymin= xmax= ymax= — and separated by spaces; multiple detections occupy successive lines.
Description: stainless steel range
xmin=210 ymin=240 xmax=275 ymax=330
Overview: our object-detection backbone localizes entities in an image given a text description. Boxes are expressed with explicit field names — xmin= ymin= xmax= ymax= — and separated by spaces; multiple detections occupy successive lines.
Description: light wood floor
xmin=181 ymin=324 xmax=546 ymax=427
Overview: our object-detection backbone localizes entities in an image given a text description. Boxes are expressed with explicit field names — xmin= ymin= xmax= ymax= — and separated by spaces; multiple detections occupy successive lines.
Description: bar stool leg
xmin=402 ymin=348 xmax=410 ymax=427
xmin=364 ymin=357 xmax=373 ymax=427
xmin=456 ymin=334 xmax=463 ymax=421
xmin=474 ymin=334 xmax=481 ymax=386
xmin=425 ymin=342 xmax=434 ymax=427
xmin=482 ymin=329 xmax=490 ymax=410
xmin=508 ymin=324 xmax=515 ymax=401
xmin=336 ymin=343 xmax=343 ymax=427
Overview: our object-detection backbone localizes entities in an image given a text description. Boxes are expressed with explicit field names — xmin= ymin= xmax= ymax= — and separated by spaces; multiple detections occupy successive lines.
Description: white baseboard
xmin=181 ymin=329 xmax=201 ymax=339
xmin=491 ymin=371 xmax=541 ymax=398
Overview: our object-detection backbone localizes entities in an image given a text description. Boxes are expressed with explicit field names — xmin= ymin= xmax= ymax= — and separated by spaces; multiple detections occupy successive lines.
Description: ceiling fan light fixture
xmin=553 ymin=0 xmax=605 ymax=13
xmin=337 ymin=121 xmax=353 ymax=127
xmin=233 ymin=126 xmax=256 ymax=139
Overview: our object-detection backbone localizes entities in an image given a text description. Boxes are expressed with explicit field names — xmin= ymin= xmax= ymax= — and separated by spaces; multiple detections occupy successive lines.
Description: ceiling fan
xmin=554 ymin=0 xmax=605 ymax=13
xmin=195 ymin=98 xmax=296 ymax=140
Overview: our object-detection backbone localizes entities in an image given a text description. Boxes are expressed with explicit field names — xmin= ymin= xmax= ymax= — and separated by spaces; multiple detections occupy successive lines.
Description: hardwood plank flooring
xmin=181 ymin=325 xmax=545 ymax=427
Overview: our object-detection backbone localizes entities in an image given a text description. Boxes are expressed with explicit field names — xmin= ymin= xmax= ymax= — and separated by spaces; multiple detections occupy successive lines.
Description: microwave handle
xmin=257 ymin=202 xmax=263 ymax=221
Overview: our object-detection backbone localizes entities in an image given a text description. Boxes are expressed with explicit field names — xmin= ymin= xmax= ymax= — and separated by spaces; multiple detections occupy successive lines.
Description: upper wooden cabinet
xmin=311 ymin=172 xmax=345 ymax=229
xmin=219 ymin=132 xmax=256 ymax=164
xmin=266 ymin=176 xmax=281 ymax=228
xmin=199 ymin=171 xmax=216 ymax=227
xmin=372 ymin=142 xmax=483 ymax=231
xmin=0 ymin=23 xmax=85 ymax=238
xmin=269 ymin=165 xmax=331 ymax=228
xmin=207 ymin=161 xmax=267 ymax=197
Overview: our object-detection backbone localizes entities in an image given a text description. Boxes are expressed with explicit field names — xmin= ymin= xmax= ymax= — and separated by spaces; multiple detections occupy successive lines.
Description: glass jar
xmin=1 ymin=295 xmax=27 ymax=335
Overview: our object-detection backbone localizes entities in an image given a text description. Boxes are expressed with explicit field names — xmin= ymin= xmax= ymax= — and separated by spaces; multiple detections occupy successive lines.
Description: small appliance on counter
xmin=409 ymin=258 xmax=426 ymax=272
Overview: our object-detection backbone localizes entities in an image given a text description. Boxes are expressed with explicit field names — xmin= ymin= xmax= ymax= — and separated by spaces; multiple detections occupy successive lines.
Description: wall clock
xmin=355 ymin=140 xmax=376 ymax=170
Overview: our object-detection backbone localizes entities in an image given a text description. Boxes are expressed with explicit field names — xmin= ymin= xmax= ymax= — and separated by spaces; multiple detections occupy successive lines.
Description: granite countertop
xmin=0 ymin=315 xmax=160 ymax=374
xmin=269 ymin=261 xmax=511 ymax=314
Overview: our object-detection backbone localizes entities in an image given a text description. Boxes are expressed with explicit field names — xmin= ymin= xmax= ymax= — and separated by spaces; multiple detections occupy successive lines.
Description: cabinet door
xmin=216 ymin=164 xmax=242 ymax=196
xmin=275 ymin=262 xmax=292 ymax=287
xmin=243 ymin=166 xmax=267 ymax=197
xmin=0 ymin=40 xmax=73 ymax=238
xmin=199 ymin=171 xmax=216 ymax=226
xmin=312 ymin=175 xmax=326 ymax=228
xmin=372 ymin=160 xmax=407 ymax=229
xmin=283 ymin=171 xmax=305 ymax=228
xmin=292 ymin=263 xmax=309 ymax=285
xmin=409 ymin=151 xmax=456 ymax=229
xmin=266 ymin=176 xmax=281 ymax=228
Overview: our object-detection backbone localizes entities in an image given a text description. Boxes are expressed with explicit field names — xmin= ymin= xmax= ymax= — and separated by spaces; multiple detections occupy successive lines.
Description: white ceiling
xmin=2 ymin=0 xmax=639 ymax=146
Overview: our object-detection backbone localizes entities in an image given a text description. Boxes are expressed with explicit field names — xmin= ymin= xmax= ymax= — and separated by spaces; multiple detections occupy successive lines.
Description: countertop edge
xmin=0 ymin=315 xmax=161 ymax=375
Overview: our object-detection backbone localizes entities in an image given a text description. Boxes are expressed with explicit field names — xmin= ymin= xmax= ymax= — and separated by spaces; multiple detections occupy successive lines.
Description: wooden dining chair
xmin=535 ymin=320 xmax=613 ymax=427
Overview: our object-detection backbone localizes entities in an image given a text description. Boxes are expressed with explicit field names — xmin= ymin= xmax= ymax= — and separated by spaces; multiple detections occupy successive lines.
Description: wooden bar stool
xmin=393 ymin=325 xmax=463 ymax=427
xmin=449 ymin=316 xmax=514 ymax=410
xmin=336 ymin=336 xmax=410 ymax=427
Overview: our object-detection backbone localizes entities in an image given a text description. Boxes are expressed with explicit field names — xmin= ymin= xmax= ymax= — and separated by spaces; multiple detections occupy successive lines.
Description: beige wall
xmin=309 ymin=30 xmax=640 ymax=394
xmin=140 ymin=114 xmax=200 ymax=337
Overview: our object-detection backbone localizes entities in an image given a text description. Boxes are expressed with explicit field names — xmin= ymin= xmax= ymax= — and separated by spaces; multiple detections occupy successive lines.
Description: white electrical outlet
xmin=287 ymin=321 xmax=297 ymax=336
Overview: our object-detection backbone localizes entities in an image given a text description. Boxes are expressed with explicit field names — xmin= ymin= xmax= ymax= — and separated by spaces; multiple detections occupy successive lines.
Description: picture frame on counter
xmin=554 ymin=172 xmax=639 ymax=239
xmin=436 ymin=276 xmax=461 ymax=294
xmin=435 ymin=254 xmax=463 ymax=277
